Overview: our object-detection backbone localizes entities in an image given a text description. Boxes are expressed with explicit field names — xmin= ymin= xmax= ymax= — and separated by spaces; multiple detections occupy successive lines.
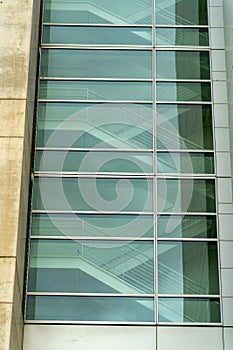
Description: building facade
xmin=1 ymin=0 xmax=233 ymax=349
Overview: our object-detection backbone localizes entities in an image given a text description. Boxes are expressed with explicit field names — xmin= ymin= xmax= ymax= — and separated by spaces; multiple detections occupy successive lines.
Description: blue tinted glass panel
xmin=157 ymin=152 xmax=214 ymax=174
xmin=37 ymin=103 xmax=153 ymax=149
xmin=41 ymin=49 xmax=152 ymax=79
xmin=33 ymin=177 xmax=153 ymax=212
xmin=156 ymin=28 xmax=209 ymax=46
xmin=43 ymin=0 xmax=152 ymax=24
xmin=31 ymin=213 xmax=154 ymax=238
xmin=42 ymin=26 xmax=152 ymax=45
xmin=157 ymin=104 xmax=213 ymax=150
xmin=157 ymin=215 xmax=217 ymax=239
xmin=28 ymin=239 xmax=154 ymax=293
xmin=39 ymin=80 xmax=152 ymax=101
xmin=158 ymin=242 xmax=219 ymax=294
xmin=27 ymin=296 xmax=154 ymax=321
xmin=155 ymin=0 xmax=208 ymax=25
xmin=35 ymin=150 xmax=153 ymax=173
xmin=156 ymin=51 xmax=210 ymax=80
xmin=159 ymin=298 xmax=220 ymax=323
xmin=157 ymin=179 xmax=216 ymax=213
xmin=156 ymin=82 xmax=211 ymax=102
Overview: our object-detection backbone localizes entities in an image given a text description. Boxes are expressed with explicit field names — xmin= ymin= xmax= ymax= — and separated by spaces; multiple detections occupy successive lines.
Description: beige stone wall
xmin=0 ymin=1 xmax=40 ymax=349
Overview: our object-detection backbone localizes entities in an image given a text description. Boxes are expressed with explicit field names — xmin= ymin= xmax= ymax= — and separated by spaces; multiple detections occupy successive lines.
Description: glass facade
xmin=26 ymin=0 xmax=220 ymax=324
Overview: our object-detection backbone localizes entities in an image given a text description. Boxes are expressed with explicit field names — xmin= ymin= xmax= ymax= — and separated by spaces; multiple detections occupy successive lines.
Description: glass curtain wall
xmin=26 ymin=0 xmax=220 ymax=324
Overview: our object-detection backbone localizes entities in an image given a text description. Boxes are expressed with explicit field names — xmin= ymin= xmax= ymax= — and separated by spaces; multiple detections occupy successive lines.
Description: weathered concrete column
xmin=0 ymin=1 xmax=40 ymax=349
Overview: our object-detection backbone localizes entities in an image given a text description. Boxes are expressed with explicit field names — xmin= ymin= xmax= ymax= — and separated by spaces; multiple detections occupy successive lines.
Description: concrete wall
xmin=0 ymin=1 xmax=40 ymax=349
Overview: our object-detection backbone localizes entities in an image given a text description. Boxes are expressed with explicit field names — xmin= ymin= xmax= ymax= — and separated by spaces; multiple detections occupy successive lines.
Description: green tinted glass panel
xmin=27 ymin=295 xmax=154 ymax=321
xmin=156 ymin=51 xmax=210 ymax=80
xmin=157 ymin=215 xmax=217 ymax=239
xmin=158 ymin=298 xmax=220 ymax=323
xmin=157 ymin=152 xmax=214 ymax=174
xmin=35 ymin=150 xmax=153 ymax=173
xmin=31 ymin=213 xmax=154 ymax=238
xmin=42 ymin=26 xmax=152 ymax=45
xmin=43 ymin=0 xmax=152 ymax=24
xmin=28 ymin=239 xmax=154 ymax=293
xmin=41 ymin=49 xmax=152 ymax=79
xmin=155 ymin=0 xmax=208 ymax=25
xmin=156 ymin=28 xmax=209 ymax=46
xmin=39 ymin=80 xmax=152 ymax=101
xmin=156 ymin=82 xmax=211 ymax=102
xmin=157 ymin=104 xmax=213 ymax=150
xmin=33 ymin=177 xmax=153 ymax=212
xmin=157 ymin=179 xmax=216 ymax=213
xmin=158 ymin=242 xmax=219 ymax=294
xmin=37 ymin=103 xmax=153 ymax=149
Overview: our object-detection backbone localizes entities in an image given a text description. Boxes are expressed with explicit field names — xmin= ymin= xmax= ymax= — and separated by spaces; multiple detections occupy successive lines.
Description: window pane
xmin=155 ymin=0 xmax=208 ymax=25
xmin=37 ymin=103 xmax=153 ymax=149
xmin=157 ymin=215 xmax=217 ymax=239
xmin=157 ymin=104 xmax=213 ymax=150
xmin=39 ymin=81 xmax=152 ymax=101
xmin=157 ymin=152 xmax=214 ymax=174
xmin=156 ymin=51 xmax=210 ymax=80
xmin=31 ymin=213 xmax=154 ymax=238
xmin=41 ymin=49 xmax=152 ymax=79
xmin=42 ymin=26 xmax=152 ymax=45
xmin=27 ymin=296 xmax=154 ymax=322
xmin=158 ymin=298 xmax=220 ymax=323
xmin=43 ymin=0 xmax=152 ymax=24
xmin=33 ymin=177 xmax=153 ymax=212
xmin=158 ymin=242 xmax=219 ymax=294
xmin=28 ymin=239 xmax=154 ymax=294
xmin=156 ymin=82 xmax=211 ymax=102
xmin=157 ymin=179 xmax=216 ymax=213
xmin=156 ymin=28 xmax=209 ymax=46
xmin=35 ymin=150 xmax=153 ymax=174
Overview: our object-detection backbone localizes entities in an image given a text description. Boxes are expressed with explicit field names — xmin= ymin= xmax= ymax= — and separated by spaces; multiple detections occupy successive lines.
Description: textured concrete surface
xmin=0 ymin=0 xmax=40 ymax=349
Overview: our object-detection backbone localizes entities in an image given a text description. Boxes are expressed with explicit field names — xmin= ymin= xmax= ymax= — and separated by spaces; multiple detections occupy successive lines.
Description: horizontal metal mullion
xmin=25 ymin=320 xmax=156 ymax=325
xmin=34 ymin=172 xmax=154 ymax=177
xmin=156 ymin=173 xmax=215 ymax=177
xmin=41 ymin=45 xmax=153 ymax=51
xmin=157 ymin=212 xmax=216 ymax=216
xmin=32 ymin=210 xmax=154 ymax=215
xmin=158 ymin=294 xmax=220 ymax=298
xmin=157 ymin=238 xmax=218 ymax=242
xmin=27 ymin=292 xmax=154 ymax=297
xmin=155 ymin=47 xmax=210 ymax=51
xmin=156 ymin=101 xmax=212 ymax=105
xmin=156 ymin=79 xmax=211 ymax=83
xmin=38 ymin=99 xmax=153 ymax=104
xmin=157 ymin=149 xmax=214 ymax=153
xmin=155 ymin=25 xmax=209 ymax=28
xmin=40 ymin=77 xmax=153 ymax=82
xmin=34 ymin=173 xmax=154 ymax=179
xmin=30 ymin=236 xmax=154 ymax=241
xmin=43 ymin=23 xmax=153 ymax=28
xmin=36 ymin=148 xmax=153 ymax=153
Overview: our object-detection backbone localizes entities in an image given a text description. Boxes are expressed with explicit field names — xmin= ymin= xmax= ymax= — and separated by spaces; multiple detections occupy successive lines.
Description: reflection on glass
xmin=43 ymin=0 xmax=152 ymax=24
xmin=156 ymin=82 xmax=211 ymax=102
xmin=39 ymin=80 xmax=152 ymax=101
xmin=41 ymin=49 xmax=152 ymax=79
xmin=156 ymin=28 xmax=209 ymax=46
xmin=157 ymin=215 xmax=217 ymax=239
xmin=28 ymin=239 xmax=154 ymax=293
xmin=31 ymin=213 xmax=154 ymax=238
xmin=156 ymin=51 xmax=210 ymax=80
xmin=158 ymin=242 xmax=219 ymax=294
xmin=33 ymin=177 xmax=153 ymax=212
xmin=157 ymin=104 xmax=213 ymax=150
xmin=37 ymin=103 xmax=153 ymax=149
xmin=35 ymin=150 xmax=153 ymax=173
xmin=157 ymin=152 xmax=214 ymax=174
xmin=27 ymin=295 xmax=154 ymax=321
xmin=158 ymin=298 xmax=220 ymax=323
xmin=155 ymin=0 xmax=208 ymax=25
xmin=157 ymin=179 xmax=216 ymax=213
xmin=42 ymin=26 xmax=152 ymax=45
